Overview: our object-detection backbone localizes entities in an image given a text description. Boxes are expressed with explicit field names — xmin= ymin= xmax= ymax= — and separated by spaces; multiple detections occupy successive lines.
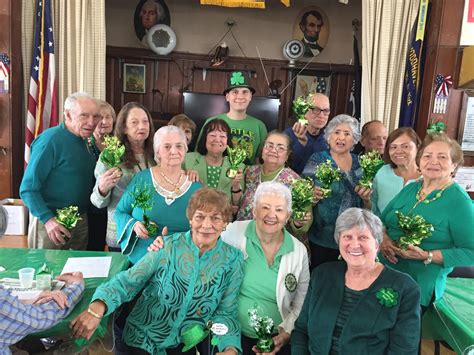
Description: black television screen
xmin=183 ymin=91 xmax=280 ymax=148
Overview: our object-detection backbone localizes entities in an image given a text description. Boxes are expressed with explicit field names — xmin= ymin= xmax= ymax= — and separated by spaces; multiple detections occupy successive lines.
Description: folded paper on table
xmin=61 ymin=257 xmax=112 ymax=278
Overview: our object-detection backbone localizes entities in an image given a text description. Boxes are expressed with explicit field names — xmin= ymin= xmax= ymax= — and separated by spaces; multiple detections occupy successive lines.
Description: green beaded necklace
xmin=412 ymin=180 xmax=452 ymax=210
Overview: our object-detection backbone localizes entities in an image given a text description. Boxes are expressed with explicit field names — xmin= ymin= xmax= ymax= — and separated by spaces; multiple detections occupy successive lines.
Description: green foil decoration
xmin=99 ymin=135 xmax=125 ymax=169
xmin=129 ymin=182 xmax=158 ymax=237
xmin=37 ymin=263 xmax=51 ymax=275
xmin=396 ymin=211 xmax=434 ymax=249
xmin=292 ymin=95 xmax=312 ymax=125
xmin=427 ymin=121 xmax=446 ymax=135
xmin=248 ymin=306 xmax=275 ymax=353
xmin=226 ymin=145 xmax=247 ymax=178
xmin=376 ymin=288 xmax=399 ymax=308
xmin=358 ymin=151 xmax=384 ymax=189
xmin=56 ymin=206 xmax=82 ymax=230
xmin=291 ymin=178 xmax=314 ymax=220
xmin=314 ymin=160 xmax=342 ymax=198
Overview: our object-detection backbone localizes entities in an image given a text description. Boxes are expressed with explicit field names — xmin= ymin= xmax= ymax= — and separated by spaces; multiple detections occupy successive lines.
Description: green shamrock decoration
xmin=230 ymin=72 xmax=245 ymax=85
xmin=211 ymin=337 xmax=219 ymax=346
xmin=427 ymin=121 xmax=446 ymax=135
xmin=376 ymin=288 xmax=399 ymax=308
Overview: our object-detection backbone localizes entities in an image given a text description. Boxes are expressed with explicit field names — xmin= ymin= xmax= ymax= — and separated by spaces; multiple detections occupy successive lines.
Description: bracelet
xmin=423 ymin=251 xmax=433 ymax=265
xmin=87 ymin=307 xmax=103 ymax=319
xmin=231 ymin=188 xmax=242 ymax=193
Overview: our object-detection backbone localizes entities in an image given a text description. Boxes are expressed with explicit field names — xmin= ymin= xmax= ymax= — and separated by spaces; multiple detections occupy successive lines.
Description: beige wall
xmin=106 ymin=0 xmax=361 ymax=63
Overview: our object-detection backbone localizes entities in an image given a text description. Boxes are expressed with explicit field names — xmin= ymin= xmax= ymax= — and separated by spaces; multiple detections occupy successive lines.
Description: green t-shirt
xmin=197 ymin=114 xmax=268 ymax=164
xmin=238 ymin=221 xmax=294 ymax=338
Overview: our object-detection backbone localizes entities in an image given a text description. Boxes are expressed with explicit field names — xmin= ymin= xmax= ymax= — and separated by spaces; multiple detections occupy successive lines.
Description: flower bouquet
xmin=314 ymin=160 xmax=342 ymax=198
xmin=248 ymin=306 xmax=274 ymax=353
xmin=226 ymin=145 xmax=247 ymax=178
xmin=292 ymin=95 xmax=312 ymax=125
xmin=56 ymin=206 xmax=82 ymax=229
xmin=291 ymin=178 xmax=314 ymax=220
xmin=129 ymin=182 xmax=158 ymax=237
xmin=396 ymin=211 xmax=434 ymax=249
xmin=99 ymin=135 xmax=125 ymax=169
xmin=358 ymin=151 xmax=384 ymax=189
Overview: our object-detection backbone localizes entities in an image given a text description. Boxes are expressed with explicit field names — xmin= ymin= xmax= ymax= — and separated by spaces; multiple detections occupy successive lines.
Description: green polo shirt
xmin=238 ymin=220 xmax=294 ymax=338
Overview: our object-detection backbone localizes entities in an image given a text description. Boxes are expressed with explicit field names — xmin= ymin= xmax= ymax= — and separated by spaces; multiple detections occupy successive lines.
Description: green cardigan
xmin=380 ymin=181 xmax=474 ymax=306
xmin=184 ymin=152 xmax=245 ymax=199
xmin=292 ymin=262 xmax=421 ymax=355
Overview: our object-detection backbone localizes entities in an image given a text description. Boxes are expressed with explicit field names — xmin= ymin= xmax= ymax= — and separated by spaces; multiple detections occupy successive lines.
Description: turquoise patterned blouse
xmin=92 ymin=231 xmax=244 ymax=354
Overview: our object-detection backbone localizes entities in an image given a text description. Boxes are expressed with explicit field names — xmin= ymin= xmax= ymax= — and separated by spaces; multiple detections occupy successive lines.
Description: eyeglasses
xmin=310 ymin=106 xmax=330 ymax=116
xmin=263 ymin=142 xmax=288 ymax=153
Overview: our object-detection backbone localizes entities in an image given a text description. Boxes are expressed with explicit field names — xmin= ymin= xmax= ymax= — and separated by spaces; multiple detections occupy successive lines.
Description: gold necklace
xmin=159 ymin=169 xmax=183 ymax=194
xmin=412 ymin=180 xmax=451 ymax=210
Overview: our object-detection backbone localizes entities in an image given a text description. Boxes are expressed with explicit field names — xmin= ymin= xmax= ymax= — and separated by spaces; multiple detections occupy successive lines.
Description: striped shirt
xmin=330 ymin=287 xmax=364 ymax=354
xmin=0 ymin=283 xmax=84 ymax=354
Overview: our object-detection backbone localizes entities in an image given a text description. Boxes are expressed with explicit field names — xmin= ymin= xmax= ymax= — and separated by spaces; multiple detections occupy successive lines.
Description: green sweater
xmin=183 ymin=152 xmax=245 ymax=199
xmin=196 ymin=114 xmax=267 ymax=164
xmin=292 ymin=262 xmax=421 ymax=355
xmin=380 ymin=181 xmax=474 ymax=306
xmin=20 ymin=123 xmax=97 ymax=223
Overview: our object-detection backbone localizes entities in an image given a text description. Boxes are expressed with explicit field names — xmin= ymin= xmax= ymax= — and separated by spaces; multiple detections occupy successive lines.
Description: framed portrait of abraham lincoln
xmin=293 ymin=6 xmax=330 ymax=58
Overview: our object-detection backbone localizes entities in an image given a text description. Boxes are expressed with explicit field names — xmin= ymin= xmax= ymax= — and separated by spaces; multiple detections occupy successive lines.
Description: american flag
xmin=25 ymin=0 xmax=58 ymax=166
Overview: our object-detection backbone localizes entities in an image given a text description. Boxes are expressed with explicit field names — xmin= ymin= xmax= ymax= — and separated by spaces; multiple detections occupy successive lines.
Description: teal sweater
xmin=20 ymin=124 xmax=96 ymax=223
xmin=292 ymin=262 xmax=421 ymax=355
xmin=93 ymin=231 xmax=244 ymax=354
xmin=380 ymin=181 xmax=474 ymax=306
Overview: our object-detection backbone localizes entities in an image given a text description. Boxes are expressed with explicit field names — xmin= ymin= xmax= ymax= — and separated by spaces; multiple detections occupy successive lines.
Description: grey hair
xmin=153 ymin=125 xmax=188 ymax=163
xmin=324 ymin=114 xmax=361 ymax=145
xmin=63 ymin=92 xmax=95 ymax=112
xmin=252 ymin=181 xmax=292 ymax=214
xmin=334 ymin=208 xmax=384 ymax=246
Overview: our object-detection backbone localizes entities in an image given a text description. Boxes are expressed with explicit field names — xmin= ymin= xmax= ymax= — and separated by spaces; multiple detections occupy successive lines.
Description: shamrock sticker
xmin=376 ymin=288 xmax=399 ymax=308
xmin=230 ymin=71 xmax=245 ymax=86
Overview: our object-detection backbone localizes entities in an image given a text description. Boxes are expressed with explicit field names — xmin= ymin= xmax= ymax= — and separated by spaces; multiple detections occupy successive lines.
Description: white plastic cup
xmin=18 ymin=268 xmax=35 ymax=288
xmin=36 ymin=274 xmax=52 ymax=291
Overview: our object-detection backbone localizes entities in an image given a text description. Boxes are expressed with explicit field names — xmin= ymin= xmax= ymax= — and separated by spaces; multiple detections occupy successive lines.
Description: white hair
xmin=324 ymin=114 xmax=361 ymax=145
xmin=252 ymin=181 xmax=292 ymax=214
xmin=63 ymin=92 xmax=95 ymax=112
xmin=153 ymin=125 xmax=188 ymax=163
xmin=334 ymin=208 xmax=384 ymax=246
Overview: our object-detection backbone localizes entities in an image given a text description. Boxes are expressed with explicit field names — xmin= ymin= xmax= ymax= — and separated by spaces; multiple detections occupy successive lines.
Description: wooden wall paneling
xmin=143 ymin=59 xmax=155 ymax=111
xmin=154 ymin=60 xmax=169 ymax=113
xmin=167 ymin=59 xmax=184 ymax=114
xmin=209 ymin=70 xmax=227 ymax=94
xmin=191 ymin=60 xmax=212 ymax=93
xmin=438 ymin=0 xmax=464 ymax=46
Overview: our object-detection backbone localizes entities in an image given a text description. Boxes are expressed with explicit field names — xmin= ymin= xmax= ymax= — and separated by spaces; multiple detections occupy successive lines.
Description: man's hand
xmin=292 ymin=122 xmax=308 ymax=146
xmin=147 ymin=227 xmax=168 ymax=252
xmin=33 ymin=291 xmax=69 ymax=309
xmin=56 ymin=271 xmax=84 ymax=286
xmin=44 ymin=218 xmax=71 ymax=246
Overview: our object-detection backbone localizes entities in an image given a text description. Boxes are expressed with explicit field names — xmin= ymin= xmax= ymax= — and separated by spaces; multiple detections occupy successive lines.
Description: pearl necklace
xmin=159 ymin=169 xmax=183 ymax=194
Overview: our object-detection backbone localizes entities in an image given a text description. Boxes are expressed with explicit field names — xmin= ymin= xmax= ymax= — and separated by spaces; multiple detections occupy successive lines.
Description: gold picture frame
xmin=123 ymin=63 xmax=146 ymax=94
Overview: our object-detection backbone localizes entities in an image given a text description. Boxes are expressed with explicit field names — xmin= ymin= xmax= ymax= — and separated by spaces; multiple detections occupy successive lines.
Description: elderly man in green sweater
xmin=20 ymin=92 xmax=101 ymax=250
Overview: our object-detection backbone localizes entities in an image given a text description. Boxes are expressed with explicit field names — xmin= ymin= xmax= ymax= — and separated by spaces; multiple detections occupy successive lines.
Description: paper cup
xmin=18 ymin=268 xmax=35 ymax=288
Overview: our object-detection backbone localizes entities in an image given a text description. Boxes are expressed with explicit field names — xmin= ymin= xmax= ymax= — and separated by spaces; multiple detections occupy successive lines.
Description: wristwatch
xmin=423 ymin=251 xmax=433 ymax=265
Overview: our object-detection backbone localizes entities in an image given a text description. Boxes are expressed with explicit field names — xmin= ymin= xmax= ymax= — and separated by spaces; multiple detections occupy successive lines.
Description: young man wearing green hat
xmin=196 ymin=71 xmax=268 ymax=164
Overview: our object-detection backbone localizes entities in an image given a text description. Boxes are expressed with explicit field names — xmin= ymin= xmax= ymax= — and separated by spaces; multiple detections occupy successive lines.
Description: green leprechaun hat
xmin=223 ymin=71 xmax=255 ymax=94
xmin=181 ymin=324 xmax=209 ymax=352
